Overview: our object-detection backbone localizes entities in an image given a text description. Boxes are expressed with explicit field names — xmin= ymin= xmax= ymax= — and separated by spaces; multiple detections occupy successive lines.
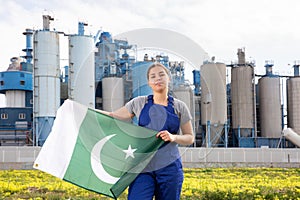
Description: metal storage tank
xmin=173 ymin=85 xmax=194 ymax=113
xmin=69 ymin=34 xmax=95 ymax=108
xmin=231 ymin=65 xmax=255 ymax=136
xmin=287 ymin=77 xmax=300 ymax=134
xmin=173 ymin=85 xmax=195 ymax=146
xmin=201 ymin=63 xmax=227 ymax=124
xmin=102 ymin=77 xmax=124 ymax=111
xmin=258 ymin=76 xmax=281 ymax=137
xmin=33 ymin=15 xmax=60 ymax=145
xmin=200 ymin=62 xmax=227 ymax=146
xmin=132 ymin=62 xmax=153 ymax=97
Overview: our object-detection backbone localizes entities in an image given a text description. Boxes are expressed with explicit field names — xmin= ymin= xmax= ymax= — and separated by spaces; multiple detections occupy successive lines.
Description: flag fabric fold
xmin=33 ymin=99 xmax=164 ymax=199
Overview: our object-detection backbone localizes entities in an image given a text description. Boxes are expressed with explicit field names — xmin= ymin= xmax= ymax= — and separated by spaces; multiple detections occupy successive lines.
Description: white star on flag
xmin=123 ymin=145 xmax=137 ymax=159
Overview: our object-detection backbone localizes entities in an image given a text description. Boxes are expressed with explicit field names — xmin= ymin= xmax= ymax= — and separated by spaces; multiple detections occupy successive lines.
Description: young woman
xmin=103 ymin=62 xmax=194 ymax=200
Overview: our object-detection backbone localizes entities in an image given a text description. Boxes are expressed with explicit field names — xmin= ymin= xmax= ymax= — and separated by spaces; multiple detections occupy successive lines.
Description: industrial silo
xmin=173 ymin=84 xmax=195 ymax=146
xmin=173 ymin=85 xmax=194 ymax=114
xmin=132 ymin=61 xmax=153 ymax=97
xmin=201 ymin=62 xmax=227 ymax=147
xmin=169 ymin=61 xmax=194 ymax=114
xmin=68 ymin=22 xmax=95 ymax=108
xmin=258 ymin=64 xmax=281 ymax=138
xmin=287 ymin=65 xmax=300 ymax=134
xmin=102 ymin=76 xmax=124 ymax=111
xmin=231 ymin=49 xmax=255 ymax=138
xmin=33 ymin=15 xmax=60 ymax=146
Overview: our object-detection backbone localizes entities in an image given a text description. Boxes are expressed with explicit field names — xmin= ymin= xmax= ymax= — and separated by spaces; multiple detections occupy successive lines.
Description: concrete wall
xmin=0 ymin=147 xmax=299 ymax=170
xmin=0 ymin=147 xmax=40 ymax=169
xmin=180 ymin=147 xmax=300 ymax=168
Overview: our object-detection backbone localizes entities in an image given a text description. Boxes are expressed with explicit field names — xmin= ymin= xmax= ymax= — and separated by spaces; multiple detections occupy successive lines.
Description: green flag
xmin=33 ymin=99 xmax=164 ymax=199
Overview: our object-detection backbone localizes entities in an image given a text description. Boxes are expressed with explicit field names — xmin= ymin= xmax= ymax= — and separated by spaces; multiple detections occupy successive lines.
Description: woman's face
xmin=148 ymin=66 xmax=170 ymax=92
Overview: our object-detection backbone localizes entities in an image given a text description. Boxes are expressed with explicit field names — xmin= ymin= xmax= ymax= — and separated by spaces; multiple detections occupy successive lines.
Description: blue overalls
xmin=128 ymin=95 xmax=183 ymax=200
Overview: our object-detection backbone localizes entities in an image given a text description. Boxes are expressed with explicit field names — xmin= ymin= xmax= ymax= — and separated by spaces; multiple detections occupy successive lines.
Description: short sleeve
xmin=125 ymin=98 xmax=135 ymax=114
xmin=174 ymin=99 xmax=193 ymax=125
xmin=125 ymin=96 xmax=147 ymax=118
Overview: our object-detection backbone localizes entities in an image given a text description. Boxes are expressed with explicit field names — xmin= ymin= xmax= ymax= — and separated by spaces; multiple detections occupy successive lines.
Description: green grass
xmin=0 ymin=168 xmax=299 ymax=199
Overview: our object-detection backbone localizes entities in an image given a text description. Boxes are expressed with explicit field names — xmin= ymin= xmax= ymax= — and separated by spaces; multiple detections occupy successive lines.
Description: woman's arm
xmin=97 ymin=106 xmax=134 ymax=121
xmin=111 ymin=106 xmax=134 ymax=121
xmin=156 ymin=120 xmax=194 ymax=145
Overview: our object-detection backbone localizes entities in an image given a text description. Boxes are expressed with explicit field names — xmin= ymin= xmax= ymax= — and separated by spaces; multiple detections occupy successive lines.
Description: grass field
xmin=0 ymin=168 xmax=299 ymax=199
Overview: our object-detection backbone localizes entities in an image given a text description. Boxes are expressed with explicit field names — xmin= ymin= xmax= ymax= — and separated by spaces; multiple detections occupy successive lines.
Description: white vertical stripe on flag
xmin=33 ymin=100 xmax=88 ymax=178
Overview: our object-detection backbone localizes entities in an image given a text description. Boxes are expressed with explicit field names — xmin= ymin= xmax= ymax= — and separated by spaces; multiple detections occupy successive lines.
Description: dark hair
xmin=147 ymin=63 xmax=170 ymax=80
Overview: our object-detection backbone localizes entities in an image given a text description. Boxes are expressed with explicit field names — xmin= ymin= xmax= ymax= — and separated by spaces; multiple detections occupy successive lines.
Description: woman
xmin=103 ymin=62 xmax=194 ymax=200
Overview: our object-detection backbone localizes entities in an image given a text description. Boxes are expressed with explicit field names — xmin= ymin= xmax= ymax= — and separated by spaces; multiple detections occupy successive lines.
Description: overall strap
xmin=147 ymin=95 xmax=154 ymax=104
xmin=147 ymin=95 xmax=174 ymax=107
xmin=167 ymin=95 xmax=174 ymax=107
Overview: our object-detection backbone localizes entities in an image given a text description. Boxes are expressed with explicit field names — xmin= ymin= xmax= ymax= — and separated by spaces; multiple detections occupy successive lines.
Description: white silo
xmin=102 ymin=77 xmax=124 ymax=111
xmin=231 ymin=49 xmax=255 ymax=137
xmin=201 ymin=62 xmax=227 ymax=147
xmin=33 ymin=15 xmax=60 ymax=146
xmin=173 ymin=84 xmax=195 ymax=146
xmin=287 ymin=77 xmax=300 ymax=134
xmin=258 ymin=76 xmax=282 ymax=138
xmin=69 ymin=27 xmax=95 ymax=108
xmin=173 ymin=85 xmax=194 ymax=114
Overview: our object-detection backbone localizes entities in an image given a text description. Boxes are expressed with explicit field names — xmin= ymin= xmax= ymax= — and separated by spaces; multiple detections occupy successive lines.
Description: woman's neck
xmin=153 ymin=92 xmax=168 ymax=106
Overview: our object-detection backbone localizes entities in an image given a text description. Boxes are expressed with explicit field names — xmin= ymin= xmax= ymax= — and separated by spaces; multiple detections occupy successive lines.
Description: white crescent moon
xmin=90 ymin=134 xmax=120 ymax=184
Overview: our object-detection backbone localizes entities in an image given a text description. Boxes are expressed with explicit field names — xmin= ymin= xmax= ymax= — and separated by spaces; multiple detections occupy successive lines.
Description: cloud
xmin=1 ymin=0 xmax=300 ymax=71
xmin=1 ymin=0 xmax=300 ymax=106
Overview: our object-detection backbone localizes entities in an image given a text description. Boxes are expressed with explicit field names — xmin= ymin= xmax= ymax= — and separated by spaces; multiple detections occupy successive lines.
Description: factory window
xmin=19 ymin=113 xmax=26 ymax=119
xmin=0 ymin=81 xmax=4 ymax=85
xmin=1 ymin=113 xmax=8 ymax=119
xmin=20 ymin=80 xmax=25 ymax=86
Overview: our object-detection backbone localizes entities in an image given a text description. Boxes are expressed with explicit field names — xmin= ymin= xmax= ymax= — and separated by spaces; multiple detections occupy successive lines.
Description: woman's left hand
xmin=156 ymin=130 xmax=176 ymax=142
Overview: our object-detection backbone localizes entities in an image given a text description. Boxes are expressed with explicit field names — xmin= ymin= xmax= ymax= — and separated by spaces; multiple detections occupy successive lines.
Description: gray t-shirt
xmin=125 ymin=96 xmax=192 ymax=127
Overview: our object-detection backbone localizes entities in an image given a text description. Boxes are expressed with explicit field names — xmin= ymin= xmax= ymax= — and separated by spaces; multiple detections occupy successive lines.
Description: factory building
xmin=1 ymin=15 xmax=300 ymax=149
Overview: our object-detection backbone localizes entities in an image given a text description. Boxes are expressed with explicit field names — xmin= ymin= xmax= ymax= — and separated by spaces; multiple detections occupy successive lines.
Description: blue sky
xmin=1 ymin=0 xmax=300 ymax=105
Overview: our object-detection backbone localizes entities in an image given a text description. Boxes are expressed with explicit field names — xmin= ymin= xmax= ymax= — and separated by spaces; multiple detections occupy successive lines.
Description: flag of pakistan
xmin=33 ymin=99 xmax=164 ymax=199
